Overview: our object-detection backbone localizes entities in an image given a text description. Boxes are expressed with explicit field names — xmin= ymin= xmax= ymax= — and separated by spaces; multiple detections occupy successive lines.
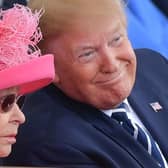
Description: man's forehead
xmin=66 ymin=19 xmax=124 ymax=40
xmin=48 ymin=19 xmax=125 ymax=53
xmin=33 ymin=0 xmax=126 ymax=39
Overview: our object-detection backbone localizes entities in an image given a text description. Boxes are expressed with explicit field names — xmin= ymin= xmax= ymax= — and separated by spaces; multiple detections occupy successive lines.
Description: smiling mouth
xmin=95 ymin=66 xmax=126 ymax=85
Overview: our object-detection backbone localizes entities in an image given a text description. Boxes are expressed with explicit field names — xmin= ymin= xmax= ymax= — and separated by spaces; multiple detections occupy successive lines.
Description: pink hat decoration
xmin=0 ymin=4 xmax=55 ymax=94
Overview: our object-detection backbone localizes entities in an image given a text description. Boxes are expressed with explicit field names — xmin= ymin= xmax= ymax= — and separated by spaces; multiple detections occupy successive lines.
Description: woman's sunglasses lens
xmin=17 ymin=96 xmax=25 ymax=109
xmin=1 ymin=94 xmax=16 ymax=112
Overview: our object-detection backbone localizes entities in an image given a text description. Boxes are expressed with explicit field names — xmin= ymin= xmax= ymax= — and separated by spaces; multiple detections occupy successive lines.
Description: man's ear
xmin=53 ymin=71 xmax=60 ymax=84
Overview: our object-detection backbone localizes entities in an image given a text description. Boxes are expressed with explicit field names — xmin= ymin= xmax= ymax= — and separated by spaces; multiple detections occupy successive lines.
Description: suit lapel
xmin=66 ymin=97 xmax=158 ymax=167
xmin=128 ymin=66 xmax=168 ymax=161
xmin=47 ymin=84 xmax=161 ymax=167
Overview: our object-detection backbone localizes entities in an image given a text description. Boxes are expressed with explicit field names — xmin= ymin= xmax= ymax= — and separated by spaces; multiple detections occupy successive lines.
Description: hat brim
xmin=0 ymin=54 xmax=55 ymax=95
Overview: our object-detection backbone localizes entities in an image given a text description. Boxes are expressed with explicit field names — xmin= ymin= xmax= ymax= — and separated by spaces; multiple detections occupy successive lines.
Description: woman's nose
xmin=11 ymin=104 xmax=26 ymax=125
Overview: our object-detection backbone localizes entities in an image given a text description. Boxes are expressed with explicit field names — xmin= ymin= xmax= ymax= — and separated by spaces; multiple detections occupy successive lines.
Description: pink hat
xmin=0 ymin=4 xmax=55 ymax=94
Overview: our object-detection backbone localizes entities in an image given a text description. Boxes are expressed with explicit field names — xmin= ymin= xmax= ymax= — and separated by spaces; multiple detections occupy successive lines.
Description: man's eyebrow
xmin=74 ymin=23 xmax=123 ymax=52
xmin=74 ymin=45 xmax=97 ymax=53
xmin=79 ymin=46 xmax=96 ymax=50
xmin=106 ymin=22 xmax=123 ymax=36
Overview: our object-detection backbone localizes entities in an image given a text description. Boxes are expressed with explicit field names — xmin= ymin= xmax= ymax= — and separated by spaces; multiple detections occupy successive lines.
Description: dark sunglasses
xmin=0 ymin=94 xmax=25 ymax=113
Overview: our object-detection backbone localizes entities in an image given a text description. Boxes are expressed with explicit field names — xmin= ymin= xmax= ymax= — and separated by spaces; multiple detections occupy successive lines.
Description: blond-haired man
xmin=5 ymin=0 xmax=168 ymax=167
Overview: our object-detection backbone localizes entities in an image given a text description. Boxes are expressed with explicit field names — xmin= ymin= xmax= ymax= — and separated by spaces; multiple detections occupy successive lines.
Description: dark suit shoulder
xmin=134 ymin=48 xmax=168 ymax=63
xmin=134 ymin=48 xmax=168 ymax=77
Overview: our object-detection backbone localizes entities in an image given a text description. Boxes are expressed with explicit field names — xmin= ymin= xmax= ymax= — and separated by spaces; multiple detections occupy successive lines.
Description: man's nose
xmin=100 ymin=48 xmax=120 ymax=73
xmin=11 ymin=104 xmax=26 ymax=125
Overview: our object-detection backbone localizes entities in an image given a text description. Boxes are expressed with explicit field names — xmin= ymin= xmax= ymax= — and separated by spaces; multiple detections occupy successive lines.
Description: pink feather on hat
xmin=0 ymin=4 xmax=43 ymax=69
xmin=0 ymin=4 xmax=55 ymax=94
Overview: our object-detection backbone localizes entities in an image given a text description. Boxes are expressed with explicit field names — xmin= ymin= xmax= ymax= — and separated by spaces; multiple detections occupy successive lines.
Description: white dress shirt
xmin=101 ymin=99 xmax=168 ymax=167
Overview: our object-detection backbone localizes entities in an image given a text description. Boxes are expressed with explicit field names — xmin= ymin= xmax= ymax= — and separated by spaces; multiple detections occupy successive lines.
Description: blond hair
xmin=28 ymin=0 xmax=126 ymax=51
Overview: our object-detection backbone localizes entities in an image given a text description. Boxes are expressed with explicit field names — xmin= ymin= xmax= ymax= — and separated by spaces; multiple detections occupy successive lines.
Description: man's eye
xmin=114 ymin=36 xmax=121 ymax=42
xmin=79 ymin=51 xmax=95 ymax=58
xmin=78 ymin=50 xmax=96 ymax=63
xmin=108 ymin=35 xmax=123 ymax=47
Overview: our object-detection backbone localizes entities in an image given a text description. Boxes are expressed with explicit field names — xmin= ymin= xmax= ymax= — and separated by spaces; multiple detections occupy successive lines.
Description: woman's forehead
xmin=0 ymin=87 xmax=18 ymax=97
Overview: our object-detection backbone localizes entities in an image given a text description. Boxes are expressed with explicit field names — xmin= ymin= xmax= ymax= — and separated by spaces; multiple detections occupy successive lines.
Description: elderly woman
xmin=0 ymin=4 xmax=54 ymax=157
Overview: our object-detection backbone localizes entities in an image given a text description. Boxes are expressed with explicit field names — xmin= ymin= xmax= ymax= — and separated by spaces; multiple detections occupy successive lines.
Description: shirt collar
xmin=101 ymin=99 xmax=129 ymax=117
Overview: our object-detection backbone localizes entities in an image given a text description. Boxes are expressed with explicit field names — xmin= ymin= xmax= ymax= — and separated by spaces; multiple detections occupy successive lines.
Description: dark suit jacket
xmin=4 ymin=49 xmax=168 ymax=168
xmin=2 ymin=0 xmax=27 ymax=9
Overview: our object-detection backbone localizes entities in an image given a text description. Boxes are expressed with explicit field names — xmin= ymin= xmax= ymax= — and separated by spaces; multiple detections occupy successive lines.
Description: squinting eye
xmin=78 ymin=50 xmax=97 ymax=63
xmin=114 ymin=36 xmax=121 ymax=42
xmin=79 ymin=51 xmax=95 ymax=58
xmin=108 ymin=35 xmax=123 ymax=47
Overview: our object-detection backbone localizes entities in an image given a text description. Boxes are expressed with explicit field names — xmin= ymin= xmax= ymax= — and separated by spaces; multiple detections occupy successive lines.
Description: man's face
xmin=49 ymin=16 xmax=136 ymax=109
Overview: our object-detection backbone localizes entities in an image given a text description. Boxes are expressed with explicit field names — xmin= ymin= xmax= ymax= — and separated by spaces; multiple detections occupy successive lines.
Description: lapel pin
xmin=149 ymin=102 xmax=163 ymax=112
